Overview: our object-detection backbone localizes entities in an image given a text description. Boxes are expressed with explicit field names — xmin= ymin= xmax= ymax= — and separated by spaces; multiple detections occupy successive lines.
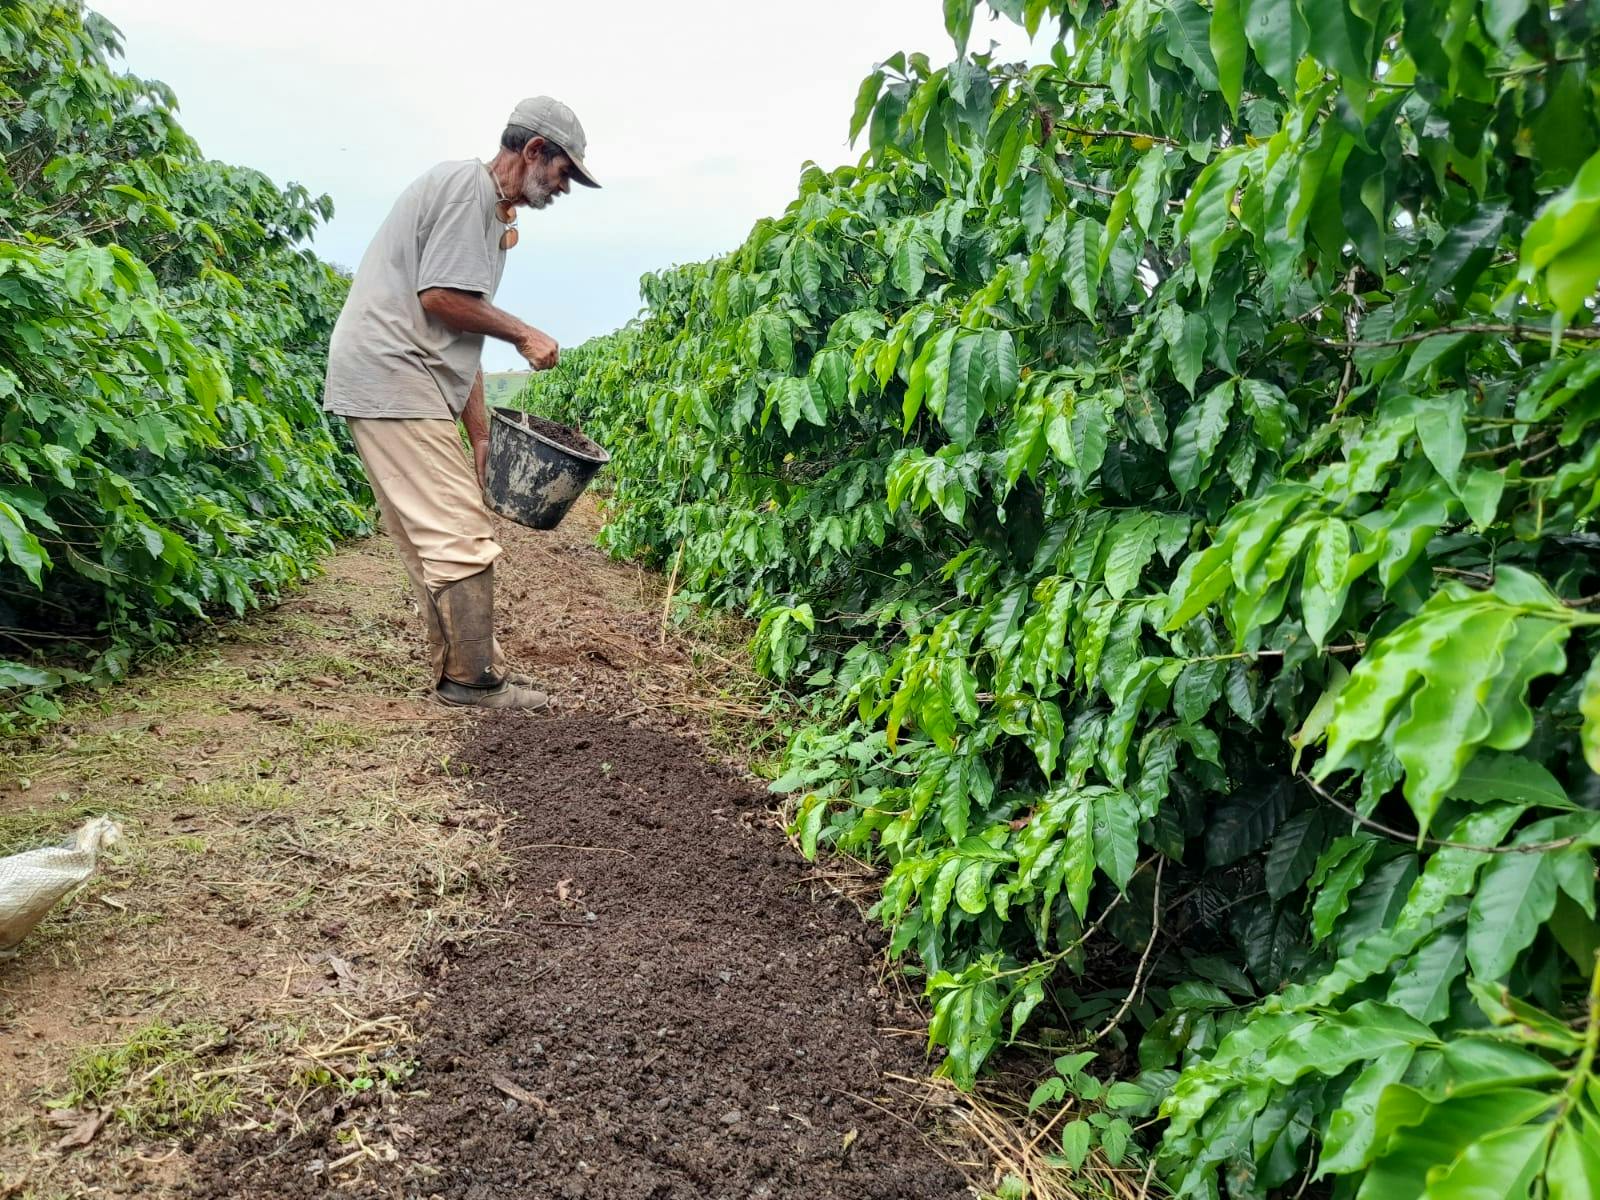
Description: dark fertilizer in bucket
xmin=483 ymin=406 xmax=610 ymax=531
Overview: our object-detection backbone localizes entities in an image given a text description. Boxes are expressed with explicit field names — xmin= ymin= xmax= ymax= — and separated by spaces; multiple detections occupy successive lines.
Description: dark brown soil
xmin=499 ymin=407 xmax=606 ymax=460
xmin=192 ymin=711 xmax=968 ymax=1199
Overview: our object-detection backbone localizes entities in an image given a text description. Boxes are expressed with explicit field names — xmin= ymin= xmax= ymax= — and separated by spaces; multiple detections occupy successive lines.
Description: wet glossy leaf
xmin=1466 ymin=852 xmax=1558 ymax=981
xmin=1169 ymin=379 xmax=1235 ymax=493
xmin=1265 ymin=808 xmax=1329 ymax=900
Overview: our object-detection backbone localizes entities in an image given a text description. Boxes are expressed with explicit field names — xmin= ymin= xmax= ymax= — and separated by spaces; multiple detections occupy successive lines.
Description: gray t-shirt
xmin=323 ymin=160 xmax=507 ymax=419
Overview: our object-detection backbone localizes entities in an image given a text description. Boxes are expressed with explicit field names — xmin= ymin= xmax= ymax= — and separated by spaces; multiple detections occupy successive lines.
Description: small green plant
xmin=58 ymin=1022 xmax=238 ymax=1135
xmin=1026 ymin=1052 xmax=1145 ymax=1172
xmin=294 ymin=1055 xmax=415 ymax=1097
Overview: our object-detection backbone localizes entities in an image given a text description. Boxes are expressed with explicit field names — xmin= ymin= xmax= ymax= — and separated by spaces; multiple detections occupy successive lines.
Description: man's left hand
xmin=474 ymin=437 xmax=489 ymax=489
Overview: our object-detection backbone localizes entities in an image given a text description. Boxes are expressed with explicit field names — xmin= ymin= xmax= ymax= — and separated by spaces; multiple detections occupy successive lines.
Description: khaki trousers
xmin=345 ymin=416 xmax=505 ymax=684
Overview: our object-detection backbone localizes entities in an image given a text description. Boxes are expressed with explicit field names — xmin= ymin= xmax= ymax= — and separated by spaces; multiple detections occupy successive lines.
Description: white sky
xmin=92 ymin=0 xmax=1047 ymax=370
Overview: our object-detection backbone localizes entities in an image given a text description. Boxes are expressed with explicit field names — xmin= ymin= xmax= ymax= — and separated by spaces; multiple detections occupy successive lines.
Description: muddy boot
xmin=496 ymin=638 xmax=541 ymax=691
xmin=431 ymin=566 xmax=551 ymax=710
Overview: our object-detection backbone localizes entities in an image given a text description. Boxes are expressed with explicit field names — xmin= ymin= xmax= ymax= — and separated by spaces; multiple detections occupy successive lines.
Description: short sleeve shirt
xmin=323 ymin=160 xmax=507 ymax=419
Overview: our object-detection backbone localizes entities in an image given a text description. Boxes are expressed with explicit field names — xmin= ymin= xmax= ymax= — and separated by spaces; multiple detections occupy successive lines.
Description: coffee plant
xmin=0 ymin=0 xmax=368 ymax=727
xmin=526 ymin=0 xmax=1600 ymax=1193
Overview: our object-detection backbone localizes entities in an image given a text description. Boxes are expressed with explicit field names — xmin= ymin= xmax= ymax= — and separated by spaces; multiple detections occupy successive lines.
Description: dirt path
xmin=200 ymin=711 xmax=968 ymax=1198
xmin=1 ymin=500 xmax=973 ymax=1197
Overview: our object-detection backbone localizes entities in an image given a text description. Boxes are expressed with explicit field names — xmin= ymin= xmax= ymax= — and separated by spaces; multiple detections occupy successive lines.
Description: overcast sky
xmin=92 ymin=0 xmax=1046 ymax=371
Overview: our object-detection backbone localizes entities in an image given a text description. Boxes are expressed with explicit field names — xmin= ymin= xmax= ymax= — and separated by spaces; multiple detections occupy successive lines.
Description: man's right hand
xmin=517 ymin=326 xmax=560 ymax=371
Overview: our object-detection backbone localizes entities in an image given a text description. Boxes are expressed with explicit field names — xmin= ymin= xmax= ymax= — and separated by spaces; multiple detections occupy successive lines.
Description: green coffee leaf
xmin=1415 ymin=393 xmax=1466 ymax=489
xmin=1448 ymin=754 xmax=1569 ymax=810
xmin=1319 ymin=1046 xmax=1417 ymax=1175
xmin=1311 ymin=836 xmax=1377 ymax=941
xmin=1210 ymin=0 xmax=1246 ymax=115
xmin=1437 ymin=1038 xmax=1565 ymax=1096
xmin=1300 ymin=0 xmax=1371 ymax=79
xmin=1259 ymin=1001 xmax=1434 ymax=1086
xmin=1239 ymin=378 xmax=1290 ymax=452
xmin=1178 ymin=150 xmax=1250 ymax=292
xmin=1547 ymin=1121 xmax=1600 ymax=1200
xmin=1385 ymin=927 xmax=1466 ymax=1023
xmin=1421 ymin=1121 xmax=1550 ymax=1200
xmin=1103 ymin=513 xmax=1160 ymax=600
xmin=1301 ymin=518 xmax=1352 ymax=648
xmin=1319 ymin=575 xmax=1577 ymax=834
xmin=1161 ymin=306 xmax=1209 ymax=396
xmin=1169 ymin=379 xmax=1235 ymax=493
xmin=1397 ymin=806 xmax=1525 ymax=930
xmin=1091 ymin=789 xmax=1140 ymax=890
xmin=1459 ymin=468 xmax=1505 ymax=529
xmin=0 ymin=501 xmax=47 ymax=587
xmin=1240 ymin=0 xmax=1305 ymax=95
xmin=1359 ymin=1089 xmax=1558 ymax=1198
xmin=1466 ymin=851 xmax=1558 ymax=981
xmin=1580 ymin=655 xmax=1600 ymax=773
xmin=1206 ymin=778 xmax=1292 ymax=866
xmin=1064 ymin=218 xmax=1105 ymax=319
xmin=1507 ymin=149 xmax=1600 ymax=319
xmin=1265 ymin=808 xmax=1330 ymax=900
xmin=772 ymin=376 xmax=826 ymax=435
xmin=849 ymin=70 xmax=886 ymax=144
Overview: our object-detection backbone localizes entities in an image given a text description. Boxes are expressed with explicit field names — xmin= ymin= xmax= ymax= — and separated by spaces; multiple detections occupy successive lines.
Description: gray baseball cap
xmin=507 ymin=96 xmax=600 ymax=189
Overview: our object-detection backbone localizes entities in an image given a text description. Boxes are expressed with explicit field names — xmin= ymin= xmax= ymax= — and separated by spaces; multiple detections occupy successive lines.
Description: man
xmin=323 ymin=97 xmax=599 ymax=709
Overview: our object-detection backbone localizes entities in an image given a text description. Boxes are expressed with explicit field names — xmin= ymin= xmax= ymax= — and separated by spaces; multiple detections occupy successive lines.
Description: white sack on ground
xmin=0 ymin=817 xmax=122 ymax=958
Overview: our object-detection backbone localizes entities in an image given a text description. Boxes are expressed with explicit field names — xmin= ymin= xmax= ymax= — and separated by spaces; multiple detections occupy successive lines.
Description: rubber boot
xmin=418 ymin=583 xmax=539 ymax=690
xmin=431 ymin=566 xmax=551 ymax=710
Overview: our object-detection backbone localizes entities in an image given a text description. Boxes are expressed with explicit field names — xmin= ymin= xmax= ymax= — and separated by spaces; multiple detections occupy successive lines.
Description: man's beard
xmin=522 ymin=173 xmax=554 ymax=210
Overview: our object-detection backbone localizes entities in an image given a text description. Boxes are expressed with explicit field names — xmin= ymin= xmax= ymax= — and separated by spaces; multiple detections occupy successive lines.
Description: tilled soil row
xmin=197 ymin=711 xmax=968 ymax=1199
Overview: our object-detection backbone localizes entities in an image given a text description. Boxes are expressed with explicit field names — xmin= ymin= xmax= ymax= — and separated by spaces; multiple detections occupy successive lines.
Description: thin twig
xmin=1462 ymin=430 xmax=1554 ymax=461
xmin=1311 ymin=321 xmax=1600 ymax=350
xmin=988 ymin=858 xmax=1157 ymax=983
xmin=1057 ymin=172 xmax=1185 ymax=210
xmin=1517 ymin=438 xmax=1567 ymax=470
xmin=1184 ymin=641 xmax=1366 ymax=665
xmin=1059 ymin=176 xmax=1121 ymax=199
xmin=1302 ymin=775 xmax=1583 ymax=854
xmin=1021 ymin=1093 xmax=1075 ymax=1155
xmin=659 ymin=541 xmax=684 ymax=646
xmin=1332 ymin=271 xmax=1362 ymax=415
xmin=1433 ymin=565 xmax=1495 ymax=585
xmin=1092 ymin=858 xmax=1165 ymax=1042
xmin=1059 ymin=123 xmax=1178 ymax=147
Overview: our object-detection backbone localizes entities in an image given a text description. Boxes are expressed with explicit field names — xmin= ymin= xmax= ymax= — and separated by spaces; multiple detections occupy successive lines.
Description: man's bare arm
xmin=418 ymin=287 xmax=559 ymax=369
xmin=463 ymin=371 xmax=491 ymax=487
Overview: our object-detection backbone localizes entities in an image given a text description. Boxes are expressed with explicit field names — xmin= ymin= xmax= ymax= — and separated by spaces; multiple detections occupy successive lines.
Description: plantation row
xmin=524 ymin=0 xmax=1600 ymax=1195
xmin=0 ymin=0 xmax=368 ymax=728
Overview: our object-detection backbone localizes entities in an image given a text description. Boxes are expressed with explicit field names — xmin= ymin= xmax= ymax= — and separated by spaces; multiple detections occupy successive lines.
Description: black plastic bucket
xmin=482 ymin=406 xmax=610 ymax=531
